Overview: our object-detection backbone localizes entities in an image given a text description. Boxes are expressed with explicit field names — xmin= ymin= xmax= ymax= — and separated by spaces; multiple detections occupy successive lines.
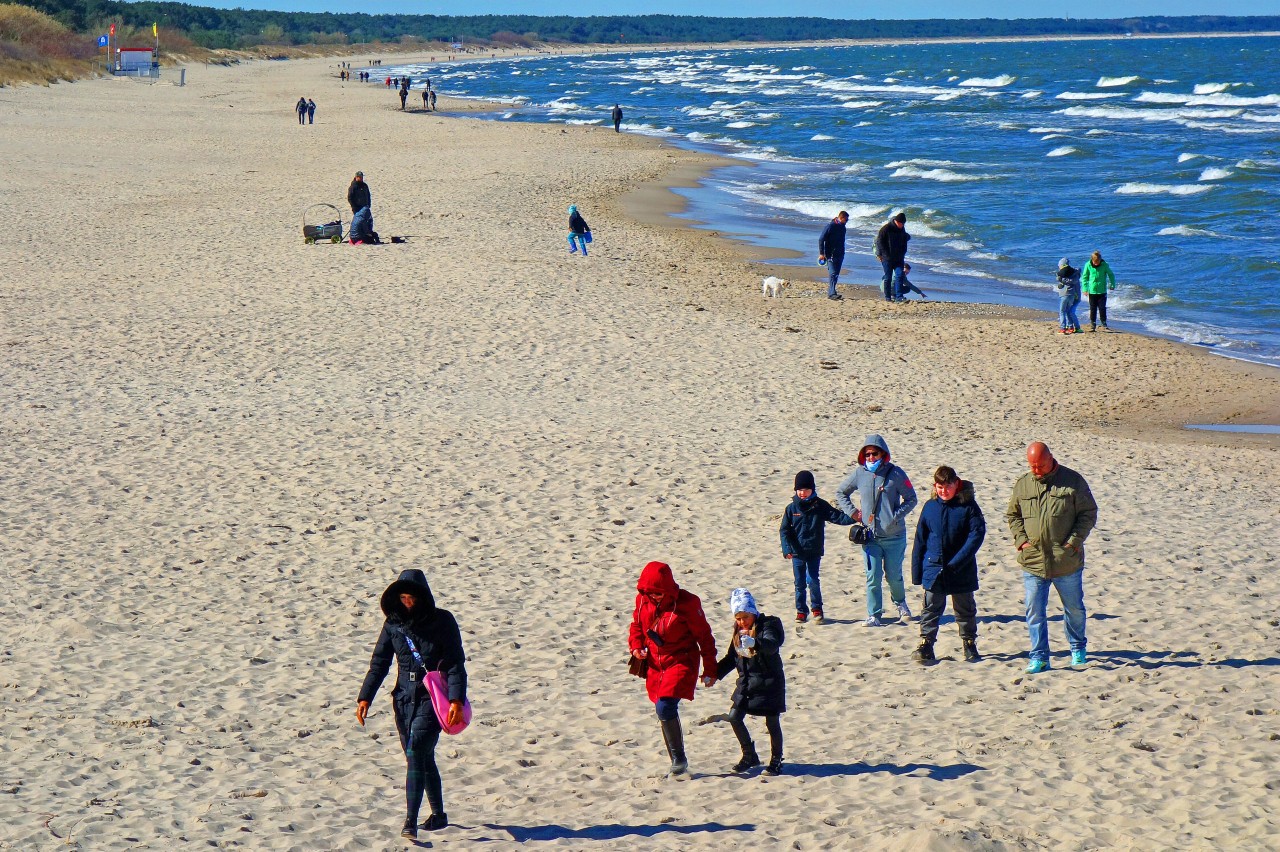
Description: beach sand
xmin=1 ymin=54 xmax=1278 ymax=851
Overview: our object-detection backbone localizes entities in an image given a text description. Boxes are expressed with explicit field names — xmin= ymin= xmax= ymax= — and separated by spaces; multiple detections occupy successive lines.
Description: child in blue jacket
xmin=780 ymin=470 xmax=856 ymax=624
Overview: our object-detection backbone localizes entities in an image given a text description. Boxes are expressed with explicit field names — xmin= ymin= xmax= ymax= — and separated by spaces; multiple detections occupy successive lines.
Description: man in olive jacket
xmin=1005 ymin=442 xmax=1097 ymax=674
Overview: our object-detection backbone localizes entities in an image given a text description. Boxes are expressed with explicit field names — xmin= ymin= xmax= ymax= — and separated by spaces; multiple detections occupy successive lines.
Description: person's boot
xmin=401 ymin=818 xmax=417 ymax=839
xmin=763 ymin=755 xmax=784 ymax=776
xmin=420 ymin=813 xmax=449 ymax=831
xmin=659 ymin=717 xmax=688 ymax=776
xmin=963 ymin=639 xmax=982 ymax=663
xmin=731 ymin=748 xmax=760 ymax=773
xmin=912 ymin=640 xmax=936 ymax=665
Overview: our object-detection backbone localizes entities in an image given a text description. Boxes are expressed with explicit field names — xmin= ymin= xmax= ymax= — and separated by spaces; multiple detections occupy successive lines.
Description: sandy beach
xmin=1 ymin=52 xmax=1279 ymax=851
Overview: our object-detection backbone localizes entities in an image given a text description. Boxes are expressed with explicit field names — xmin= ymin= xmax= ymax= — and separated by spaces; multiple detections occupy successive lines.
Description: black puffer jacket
xmin=358 ymin=570 xmax=467 ymax=740
xmin=715 ymin=614 xmax=786 ymax=716
xmin=875 ymin=220 xmax=911 ymax=264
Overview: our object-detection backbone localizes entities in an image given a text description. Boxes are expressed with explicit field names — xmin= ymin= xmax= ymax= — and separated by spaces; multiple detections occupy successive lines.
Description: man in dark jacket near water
xmin=911 ymin=466 xmax=986 ymax=664
xmin=780 ymin=470 xmax=856 ymax=624
xmin=611 ymin=103 xmax=623 ymax=132
xmin=817 ymin=210 xmax=849 ymax=301
xmin=875 ymin=212 xmax=911 ymax=301
xmin=357 ymin=569 xmax=467 ymax=840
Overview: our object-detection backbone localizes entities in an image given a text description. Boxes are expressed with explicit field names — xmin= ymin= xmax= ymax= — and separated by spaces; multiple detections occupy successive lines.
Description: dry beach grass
xmin=0 ymin=53 xmax=1278 ymax=851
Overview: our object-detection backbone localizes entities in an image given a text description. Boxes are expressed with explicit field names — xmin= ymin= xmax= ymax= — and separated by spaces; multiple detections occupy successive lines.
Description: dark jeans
xmin=655 ymin=696 xmax=681 ymax=721
xmin=729 ymin=708 xmax=782 ymax=760
xmin=1088 ymin=292 xmax=1108 ymax=326
xmin=826 ymin=254 xmax=843 ymax=297
xmin=791 ymin=555 xmax=823 ymax=615
xmin=919 ymin=589 xmax=977 ymax=642
xmin=881 ymin=258 xmax=904 ymax=300
xmin=297 ymin=111 xmax=306 ymax=124
xmin=398 ymin=700 xmax=443 ymax=823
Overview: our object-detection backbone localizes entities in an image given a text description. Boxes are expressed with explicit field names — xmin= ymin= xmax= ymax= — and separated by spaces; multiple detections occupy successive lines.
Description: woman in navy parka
xmin=357 ymin=569 xmax=467 ymax=840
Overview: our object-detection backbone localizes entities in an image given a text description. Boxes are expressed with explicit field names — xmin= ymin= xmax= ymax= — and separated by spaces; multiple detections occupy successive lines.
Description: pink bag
xmin=424 ymin=669 xmax=472 ymax=735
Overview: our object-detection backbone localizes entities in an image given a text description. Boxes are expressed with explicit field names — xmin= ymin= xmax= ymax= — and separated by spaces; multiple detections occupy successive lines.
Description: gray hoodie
xmin=834 ymin=434 xmax=919 ymax=541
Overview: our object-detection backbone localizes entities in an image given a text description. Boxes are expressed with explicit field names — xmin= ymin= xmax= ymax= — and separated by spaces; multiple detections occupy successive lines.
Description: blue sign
xmin=97 ymin=34 xmax=109 ymax=47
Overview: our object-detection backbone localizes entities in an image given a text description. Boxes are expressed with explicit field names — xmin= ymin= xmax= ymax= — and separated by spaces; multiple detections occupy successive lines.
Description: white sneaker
xmin=863 ymin=616 xmax=882 ymax=627
xmin=896 ymin=602 xmax=912 ymax=621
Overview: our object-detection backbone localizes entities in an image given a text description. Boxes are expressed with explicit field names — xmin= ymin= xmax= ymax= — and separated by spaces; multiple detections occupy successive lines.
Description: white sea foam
xmin=814 ymin=80 xmax=951 ymax=96
xmin=1198 ymin=167 xmax=1232 ymax=181
xmin=1047 ymin=146 xmax=1079 ymax=157
xmin=1085 ymin=129 xmax=1109 ymax=136
xmin=1041 ymin=134 xmax=1069 ymax=140
xmin=1021 ymin=91 xmax=1044 ymax=99
xmin=1242 ymin=112 xmax=1280 ymax=124
xmin=1142 ymin=319 xmax=1236 ymax=347
xmin=754 ymin=112 xmax=781 ymax=119
xmin=945 ymin=240 xmax=976 ymax=251
xmin=1028 ymin=126 xmax=1071 ymax=134
xmin=842 ymin=163 xmax=870 ymax=173
xmin=958 ymin=74 xmax=1016 ymax=87
xmin=1115 ymin=182 xmax=1214 ymax=196
xmin=565 ymin=118 xmax=603 ymax=125
xmin=1157 ymin=225 xmax=1221 ymax=238
xmin=1135 ymin=90 xmax=1280 ymax=107
xmin=811 ymin=134 xmax=836 ymax=141
xmin=886 ymin=158 xmax=968 ymax=168
xmin=932 ymin=92 xmax=963 ymax=101
xmin=891 ymin=166 xmax=991 ymax=183
xmin=1097 ymin=75 xmax=1142 ymax=87
xmin=841 ymin=100 xmax=885 ymax=109
xmin=1177 ymin=152 xmax=1201 ymax=162
xmin=725 ymin=121 xmax=758 ymax=128
xmin=726 ymin=189 xmax=888 ymax=223
xmin=1192 ymin=82 xmax=1235 ymax=94
xmin=1056 ymin=92 xmax=1125 ymax=100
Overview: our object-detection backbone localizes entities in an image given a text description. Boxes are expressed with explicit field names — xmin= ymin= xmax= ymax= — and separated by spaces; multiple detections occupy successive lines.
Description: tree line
xmin=15 ymin=0 xmax=1280 ymax=51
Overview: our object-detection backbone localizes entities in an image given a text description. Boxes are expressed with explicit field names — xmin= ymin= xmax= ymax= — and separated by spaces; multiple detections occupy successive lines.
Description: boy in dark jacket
xmin=780 ymin=470 xmax=856 ymax=624
xmin=910 ymin=466 xmax=987 ymax=664
xmin=567 ymin=204 xmax=590 ymax=256
xmin=716 ymin=588 xmax=786 ymax=775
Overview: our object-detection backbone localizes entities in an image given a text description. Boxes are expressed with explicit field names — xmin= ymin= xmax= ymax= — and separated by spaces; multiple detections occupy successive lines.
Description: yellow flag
xmin=152 ymin=22 xmax=157 ymax=37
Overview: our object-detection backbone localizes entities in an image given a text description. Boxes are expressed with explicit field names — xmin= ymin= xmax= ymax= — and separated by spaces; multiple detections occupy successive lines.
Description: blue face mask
xmin=865 ymin=457 xmax=883 ymax=473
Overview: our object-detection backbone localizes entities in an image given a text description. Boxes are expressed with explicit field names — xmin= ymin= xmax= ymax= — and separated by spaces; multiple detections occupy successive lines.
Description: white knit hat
xmin=730 ymin=587 xmax=759 ymax=616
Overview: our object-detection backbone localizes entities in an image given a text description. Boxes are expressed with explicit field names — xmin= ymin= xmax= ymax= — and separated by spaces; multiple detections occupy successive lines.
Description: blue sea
xmin=375 ymin=37 xmax=1280 ymax=368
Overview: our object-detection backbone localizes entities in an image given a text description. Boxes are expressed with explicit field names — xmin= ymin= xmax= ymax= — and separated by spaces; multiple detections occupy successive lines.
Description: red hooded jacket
xmin=628 ymin=561 xmax=718 ymax=703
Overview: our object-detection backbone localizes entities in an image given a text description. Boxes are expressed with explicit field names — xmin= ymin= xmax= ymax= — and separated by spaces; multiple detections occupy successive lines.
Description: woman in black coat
xmin=715 ymin=588 xmax=786 ymax=775
xmin=357 ymin=569 xmax=467 ymax=840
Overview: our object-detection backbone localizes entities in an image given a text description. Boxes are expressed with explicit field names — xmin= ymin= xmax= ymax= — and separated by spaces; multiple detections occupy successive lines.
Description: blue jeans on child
xmin=791 ymin=555 xmax=823 ymax=615
xmin=880 ymin=258 xmax=905 ymax=301
xmin=567 ymin=234 xmax=588 ymax=255
xmin=863 ymin=535 xmax=907 ymax=618
xmin=1059 ymin=296 xmax=1080 ymax=330
xmin=1023 ymin=569 xmax=1086 ymax=663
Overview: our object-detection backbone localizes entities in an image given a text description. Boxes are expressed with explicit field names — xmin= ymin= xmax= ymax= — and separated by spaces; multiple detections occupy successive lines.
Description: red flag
xmin=110 ymin=23 xmax=115 ymax=36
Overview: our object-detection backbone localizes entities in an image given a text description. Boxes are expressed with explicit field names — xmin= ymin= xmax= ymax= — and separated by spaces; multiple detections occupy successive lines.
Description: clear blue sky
xmin=218 ymin=1 xmax=1280 ymax=17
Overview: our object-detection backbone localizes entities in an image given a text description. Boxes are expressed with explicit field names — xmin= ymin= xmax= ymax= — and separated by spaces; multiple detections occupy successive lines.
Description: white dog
xmin=762 ymin=276 xmax=790 ymax=298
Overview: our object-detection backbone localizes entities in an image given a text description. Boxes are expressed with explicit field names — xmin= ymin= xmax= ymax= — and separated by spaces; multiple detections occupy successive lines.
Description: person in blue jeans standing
xmin=817 ymin=211 xmax=849 ymax=301
xmin=779 ymin=470 xmax=856 ymax=624
xmin=874 ymin=212 xmax=911 ymax=302
xmin=1005 ymin=442 xmax=1098 ymax=674
xmin=567 ymin=205 xmax=590 ymax=256
xmin=836 ymin=434 xmax=919 ymax=626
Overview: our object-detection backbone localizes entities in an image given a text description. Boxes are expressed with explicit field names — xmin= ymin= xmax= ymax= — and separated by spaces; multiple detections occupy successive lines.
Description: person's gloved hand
xmin=740 ymin=635 xmax=756 ymax=650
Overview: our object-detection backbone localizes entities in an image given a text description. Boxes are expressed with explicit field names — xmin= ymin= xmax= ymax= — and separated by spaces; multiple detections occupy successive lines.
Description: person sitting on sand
xmin=628 ymin=561 xmax=717 ymax=777
xmin=715 ymin=588 xmax=786 ymax=776
xmin=911 ymin=465 xmax=986 ymax=665
xmin=1056 ymin=258 xmax=1082 ymax=334
xmin=356 ymin=569 xmax=467 ymax=840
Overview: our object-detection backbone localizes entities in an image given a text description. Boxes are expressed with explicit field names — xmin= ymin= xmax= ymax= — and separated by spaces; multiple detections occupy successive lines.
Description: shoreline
xmin=2 ymin=52 xmax=1279 ymax=851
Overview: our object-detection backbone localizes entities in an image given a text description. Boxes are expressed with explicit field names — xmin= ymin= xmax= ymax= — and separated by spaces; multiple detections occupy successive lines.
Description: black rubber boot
xmin=732 ymin=750 xmax=760 ymax=773
xmin=420 ymin=812 xmax=448 ymax=831
xmin=660 ymin=717 xmax=688 ymax=776
xmin=400 ymin=818 xmax=417 ymax=839
xmin=963 ymin=639 xmax=982 ymax=663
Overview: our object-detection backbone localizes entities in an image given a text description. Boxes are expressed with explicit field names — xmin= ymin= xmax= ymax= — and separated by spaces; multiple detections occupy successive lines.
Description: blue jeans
xmin=1059 ymin=296 xmax=1080 ymax=330
xmin=880 ymin=259 xmax=904 ymax=300
xmin=792 ymin=555 xmax=823 ymax=614
xmin=567 ymin=234 xmax=588 ymax=255
xmin=863 ymin=535 xmax=907 ymax=617
xmin=826 ymin=254 xmax=843 ymax=297
xmin=1023 ymin=570 xmax=1086 ymax=663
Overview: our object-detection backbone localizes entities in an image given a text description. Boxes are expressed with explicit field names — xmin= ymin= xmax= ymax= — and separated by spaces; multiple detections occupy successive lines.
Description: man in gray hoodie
xmin=835 ymin=434 xmax=919 ymax=626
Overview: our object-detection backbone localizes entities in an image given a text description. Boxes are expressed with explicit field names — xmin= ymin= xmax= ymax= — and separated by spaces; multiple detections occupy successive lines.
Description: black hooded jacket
xmin=715 ymin=614 xmax=786 ymax=716
xmin=358 ymin=569 xmax=467 ymax=711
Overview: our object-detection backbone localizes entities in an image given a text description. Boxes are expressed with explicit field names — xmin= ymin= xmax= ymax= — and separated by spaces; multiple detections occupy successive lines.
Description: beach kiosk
xmin=116 ymin=47 xmax=156 ymax=78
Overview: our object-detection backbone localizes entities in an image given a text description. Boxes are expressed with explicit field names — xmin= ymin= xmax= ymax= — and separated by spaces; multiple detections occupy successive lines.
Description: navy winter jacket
xmin=779 ymin=494 xmax=856 ymax=557
xmin=818 ymin=218 xmax=847 ymax=259
xmin=910 ymin=481 xmax=986 ymax=594
xmin=358 ymin=570 xmax=467 ymax=743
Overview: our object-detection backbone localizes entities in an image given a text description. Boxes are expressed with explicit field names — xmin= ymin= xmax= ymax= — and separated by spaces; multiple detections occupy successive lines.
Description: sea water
xmin=377 ymin=37 xmax=1280 ymax=368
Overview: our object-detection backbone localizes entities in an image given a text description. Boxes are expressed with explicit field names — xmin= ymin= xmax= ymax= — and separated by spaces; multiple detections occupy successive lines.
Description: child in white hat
xmin=715 ymin=588 xmax=787 ymax=775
